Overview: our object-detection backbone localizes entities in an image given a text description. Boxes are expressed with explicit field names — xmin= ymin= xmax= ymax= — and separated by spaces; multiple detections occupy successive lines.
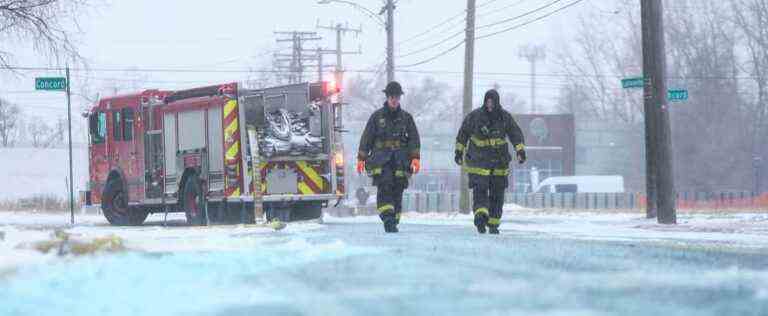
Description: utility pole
xmin=381 ymin=0 xmax=395 ymax=83
xmin=317 ymin=22 xmax=362 ymax=88
xmin=753 ymin=156 xmax=762 ymax=194
xmin=317 ymin=47 xmax=324 ymax=81
xmin=518 ymin=44 xmax=546 ymax=114
xmin=66 ymin=66 xmax=74 ymax=226
xmin=641 ymin=0 xmax=676 ymax=224
xmin=460 ymin=0 xmax=476 ymax=214
xmin=274 ymin=31 xmax=323 ymax=83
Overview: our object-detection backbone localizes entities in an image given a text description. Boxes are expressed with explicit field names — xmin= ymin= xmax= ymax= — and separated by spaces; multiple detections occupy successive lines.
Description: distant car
xmin=534 ymin=176 xmax=625 ymax=194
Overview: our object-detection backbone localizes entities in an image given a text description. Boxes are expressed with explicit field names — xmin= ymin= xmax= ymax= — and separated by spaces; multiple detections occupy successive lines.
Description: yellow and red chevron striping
xmin=256 ymin=161 xmax=329 ymax=195
xmin=223 ymin=99 xmax=242 ymax=198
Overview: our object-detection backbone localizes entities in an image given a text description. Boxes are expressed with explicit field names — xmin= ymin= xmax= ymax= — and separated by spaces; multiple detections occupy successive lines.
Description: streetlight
xmin=317 ymin=0 xmax=395 ymax=83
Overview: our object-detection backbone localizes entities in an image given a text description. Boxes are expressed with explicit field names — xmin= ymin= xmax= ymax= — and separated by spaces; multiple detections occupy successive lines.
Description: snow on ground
xmin=2 ymin=206 xmax=768 ymax=273
xmin=328 ymin=205 xmax=768 ymax=249
xmin=0 ymin=147 xmax=89 ymax=200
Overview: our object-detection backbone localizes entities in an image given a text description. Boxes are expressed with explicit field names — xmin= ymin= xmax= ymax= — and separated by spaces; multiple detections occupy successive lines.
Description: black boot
xmin=488 ymin=226 xmax=500 ymax=235
xmin=474 ymin=213 xmax=488 ymax=234
xmin=383 ymin=217 xmax=398 ymax=233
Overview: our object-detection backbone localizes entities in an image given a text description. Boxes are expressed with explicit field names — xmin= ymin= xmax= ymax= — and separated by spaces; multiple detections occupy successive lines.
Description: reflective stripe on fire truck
xmin=294 ymin=161 xmax=327 ymax=195
xmin=223 ymin=99 xmax=241 ymax=198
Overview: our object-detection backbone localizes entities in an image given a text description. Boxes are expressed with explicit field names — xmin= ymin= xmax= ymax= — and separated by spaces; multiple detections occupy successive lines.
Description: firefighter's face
xmin=484 ymin=98 xmax=495 ymax=111
xmin=387 ymin=95 xmax=401 ymax=108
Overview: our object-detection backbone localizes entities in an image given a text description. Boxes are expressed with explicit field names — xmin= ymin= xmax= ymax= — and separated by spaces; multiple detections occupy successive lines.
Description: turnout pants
xmin=470 ymin=174 xmax=508 ymax=228
xmin=373 ymin=159 xmax=409 ymax=225
xmin=377 ymin=183 xmax=405 ymax=224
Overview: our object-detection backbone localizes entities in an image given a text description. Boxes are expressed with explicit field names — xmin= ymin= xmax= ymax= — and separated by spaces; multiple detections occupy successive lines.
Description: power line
xmin=475 ymin=0 xmax=563 ymax=30
xmin=399 ymin=0 xmax=587 ymax=68
xmin=397 ymin=0 xmax=550 ymax=59
xmin=3 ymin=65 xmax=762 ymax=81
xmin=397 ymin=0 xmax=523 ymax=47
xmin=399 ymin=41 xmax=466 ymax=68
xmin=477 ymin=0 xmax=585 ymax=40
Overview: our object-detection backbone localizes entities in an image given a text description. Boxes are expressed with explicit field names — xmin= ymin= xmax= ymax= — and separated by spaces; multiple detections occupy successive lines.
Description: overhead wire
xmin=396 ymin=0 xmax=503 ymax=47
xmin=398 ymin=0 xmax=587 ymax=68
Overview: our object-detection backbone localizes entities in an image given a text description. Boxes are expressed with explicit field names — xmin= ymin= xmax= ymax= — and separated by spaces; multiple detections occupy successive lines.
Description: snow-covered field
xmin=1 ymin=208 xmax=768 ymax=315
xmin=0 ymin=147 xmax=89 ymax=200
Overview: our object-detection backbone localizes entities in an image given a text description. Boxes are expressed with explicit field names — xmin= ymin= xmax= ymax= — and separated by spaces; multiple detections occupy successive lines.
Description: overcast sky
xmin=1 ymin=0 xmax=627 ymax=129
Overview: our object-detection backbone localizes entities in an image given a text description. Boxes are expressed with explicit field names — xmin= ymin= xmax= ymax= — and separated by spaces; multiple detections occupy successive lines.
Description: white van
xmin=533 ymin=176 xmax=625 ymax=194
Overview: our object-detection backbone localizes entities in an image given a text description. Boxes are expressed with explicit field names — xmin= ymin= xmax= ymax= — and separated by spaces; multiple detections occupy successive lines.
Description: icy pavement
xmin=1 ymin=210 xmax=768 ymax=316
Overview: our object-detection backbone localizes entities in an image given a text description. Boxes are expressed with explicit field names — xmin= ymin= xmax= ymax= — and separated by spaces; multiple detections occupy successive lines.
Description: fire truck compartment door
xmin=265 ymin=167 xmax=298 ymax=194
xmin=178 ymin=110 xmax=206 ymax=151
xmin=163 ymin=113 xmax=177 ymax=177
xmin=207 ymin=106 xmax=224 ymax=174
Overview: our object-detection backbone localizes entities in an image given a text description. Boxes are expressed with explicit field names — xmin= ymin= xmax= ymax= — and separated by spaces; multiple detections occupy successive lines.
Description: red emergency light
xmin=323 ymin=80 xmax=341 ymax=96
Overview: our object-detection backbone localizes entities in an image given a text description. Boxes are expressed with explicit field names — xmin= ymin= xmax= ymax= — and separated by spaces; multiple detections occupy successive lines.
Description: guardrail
xmin=350 ymin=191 xmax=768 ymax=214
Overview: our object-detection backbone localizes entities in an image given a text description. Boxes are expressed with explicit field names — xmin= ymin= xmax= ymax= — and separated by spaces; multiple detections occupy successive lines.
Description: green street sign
xmin=668 ymin=89 xmax=688 ymax=102
xmin=35 ymin=77 xmax=67 ymax=91
xmin=621 ymin=77 xmax=644 ymax=89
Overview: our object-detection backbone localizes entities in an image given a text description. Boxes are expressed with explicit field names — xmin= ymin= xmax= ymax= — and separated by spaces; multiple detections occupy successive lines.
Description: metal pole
xmin=459 ymin=0 xmax=476 ymax=214
xmin=318 ymin=47 xmax=323 ymax=82
xmin=66 ymin=67 xmax=75 ymax=225
xmin=335 ymin=24 xmax=344 ymax=93
xmin=531 ymin=58 xmax=536 ymax=113
xmin=385 ymin=0 xmax=395 ymax=83
xmin=641 ymin=0 xmax=676 ymax=224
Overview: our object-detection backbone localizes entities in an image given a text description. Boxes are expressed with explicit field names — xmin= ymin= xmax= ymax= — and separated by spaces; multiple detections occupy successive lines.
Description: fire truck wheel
xmin=102 ymin=178 xmax=149 ymax=226
xmin=182 ymin=175 xmax=206 ymax=226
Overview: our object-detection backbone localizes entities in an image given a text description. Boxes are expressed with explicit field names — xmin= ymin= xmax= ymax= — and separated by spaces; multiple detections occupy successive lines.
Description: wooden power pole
xmin=641 ymin=0 xmax=676 ymax=224
xmin=460 ymin=0 xmax=476 ymax=214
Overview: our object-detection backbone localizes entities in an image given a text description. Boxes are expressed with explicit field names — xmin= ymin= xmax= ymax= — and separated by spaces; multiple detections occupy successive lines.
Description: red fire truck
xmin=85 ymin=82 xmax=346 ymax=225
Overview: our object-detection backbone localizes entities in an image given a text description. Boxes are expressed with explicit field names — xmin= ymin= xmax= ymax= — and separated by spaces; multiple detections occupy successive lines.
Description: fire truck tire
xmin=102 ymin=178 xmax=149 ymax=226
xmin=182 ymin=175 xmax=207 ymax=226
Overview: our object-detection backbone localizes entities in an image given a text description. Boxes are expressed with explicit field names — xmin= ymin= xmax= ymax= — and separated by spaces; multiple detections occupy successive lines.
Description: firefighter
xmin=454 ymin=89 xmax=526 ymax=234
xmin=356 ymin=81 xmax=421 ymax=233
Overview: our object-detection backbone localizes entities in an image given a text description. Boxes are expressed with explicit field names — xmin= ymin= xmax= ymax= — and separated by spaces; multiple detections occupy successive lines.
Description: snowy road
xmin=1 ymin=212 xmax=768 ymax=316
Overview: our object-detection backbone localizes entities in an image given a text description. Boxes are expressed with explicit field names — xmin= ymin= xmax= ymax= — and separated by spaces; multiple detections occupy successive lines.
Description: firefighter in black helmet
xmin=455 ymin=89 xmax=526 ymax=234
xmin=357 ymin=81 xmax=421 ymax=233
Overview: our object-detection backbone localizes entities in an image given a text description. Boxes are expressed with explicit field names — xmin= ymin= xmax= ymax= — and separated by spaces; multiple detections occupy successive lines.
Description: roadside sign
xmin=668 ymin=89 xmax=688 ymax=102
xmin=35 ymin=77 xmax=67 ymax=91
xmin=621 ymin=77 xmax=644 ymax=89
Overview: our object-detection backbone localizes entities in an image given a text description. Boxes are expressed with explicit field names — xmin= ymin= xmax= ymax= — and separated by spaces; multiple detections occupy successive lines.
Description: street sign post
xmin=667 ymin=89 xmax=688 ymax=102
xmin=622 ymin=77 xmax=644 ymax=89
xmin=35 ymin=73 xmax=75 ymax=226
xmin=35 ymin=77 xmax=67 ymax=91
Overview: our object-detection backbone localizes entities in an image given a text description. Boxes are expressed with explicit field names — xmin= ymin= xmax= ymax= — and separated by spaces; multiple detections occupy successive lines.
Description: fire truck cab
xmin=85 ymin=82 xmax=345 ymax=226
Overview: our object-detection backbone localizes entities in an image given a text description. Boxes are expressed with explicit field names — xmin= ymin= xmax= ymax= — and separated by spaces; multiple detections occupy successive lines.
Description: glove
xmin=410 ymin=159 xmax=421 ymax=174
xmin=356 ymin=159 xmax=365 ymax=174
xmin=454 ymin=150 xmax=463 ymax=166
xmin=516 ymin=149 xmax=527 ymax=164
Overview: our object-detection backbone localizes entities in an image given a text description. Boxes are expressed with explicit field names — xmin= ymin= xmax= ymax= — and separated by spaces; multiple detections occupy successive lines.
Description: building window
xmin=122 ymin=108 xmax=134 ymax=141
xmin=89 ymin=112 xmax=106 ymax=144
xmin=112 ymin=110 xmax=122 ymax=141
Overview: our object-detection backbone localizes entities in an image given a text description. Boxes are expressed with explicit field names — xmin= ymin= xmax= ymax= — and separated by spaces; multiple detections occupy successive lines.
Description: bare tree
xmin=0 ymin=97 xmax=21 ymax=147
xmin=28 ymin=115 xmax=55 ymax=148
xmin=0 ymin=0 xmax=88 ymax=68
xmin=664 ymin=0 xmax=747 ymax=192
xmin=490 ymin=82 xmax=527 ymax=113
xmin=554 ymin=0 xmax=643 ymax=124
xmin=731 ymin=0 xmax=768 ymax=177
xmin=345 ymin=74 xmax=455 ymax=124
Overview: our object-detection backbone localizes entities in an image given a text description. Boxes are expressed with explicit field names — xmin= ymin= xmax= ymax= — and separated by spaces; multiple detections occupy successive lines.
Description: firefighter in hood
xmin=356 ymin=81 xmax=421 ymax=233
xmin=455 ymin=89 xmax=526 ymax=234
